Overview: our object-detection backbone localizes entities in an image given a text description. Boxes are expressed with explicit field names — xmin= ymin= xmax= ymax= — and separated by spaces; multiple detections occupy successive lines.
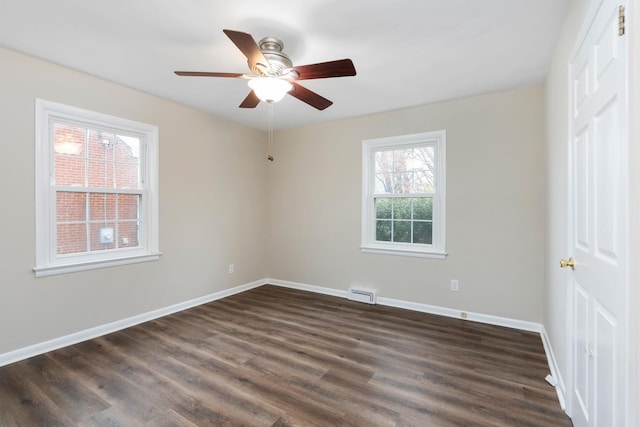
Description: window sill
xmin=33 ymin=252 xmax=162 ymax=278
xmin=360 ymin=245 xmax=447 ymax=260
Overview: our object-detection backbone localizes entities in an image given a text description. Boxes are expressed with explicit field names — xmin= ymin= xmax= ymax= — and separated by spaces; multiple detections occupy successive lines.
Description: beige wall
xmin=543 ymin=0 xmax=590 ymax=407
xmin=0 ymin=47 xmax=268 ymax=354
xmin=0 ymin=45 xmax=550 ymax=356
xmin=267 ymin=86 xmax=546 ymax=322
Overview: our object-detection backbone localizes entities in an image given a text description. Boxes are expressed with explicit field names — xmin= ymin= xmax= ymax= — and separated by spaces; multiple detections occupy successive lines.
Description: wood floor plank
xmin=0 ymin=364 xmax=76 ymax=426
xmin=0 ymin=285 xmax=572 ymax=426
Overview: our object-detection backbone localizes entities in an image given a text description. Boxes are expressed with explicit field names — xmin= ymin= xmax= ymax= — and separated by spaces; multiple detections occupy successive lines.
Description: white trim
xmin=0 ymin=279 xmax=266 ymax=367
xmin=266 ymin=278 xmax=348 ymax=299
xmin=34 ymin=98 xmax=160 ymax=277
xmin=268 ymin=279 xmax=541 ymax=332
xmin=33 ymin=252 xmax=162 ymax=278
xmin=376 ymin=296 xmax=542 ymax=332
xmin=628 ymin=1 xmax=640 ymax=424
xmin=541 ymin=325 xmax=568 ymax=413
xmin=360 ymin=246 xmax=447 ymax=259
xmin=361 ymin=130 xmax=446 ymax=258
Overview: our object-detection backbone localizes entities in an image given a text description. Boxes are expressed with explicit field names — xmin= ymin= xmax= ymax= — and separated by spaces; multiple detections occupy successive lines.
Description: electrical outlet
xmin=228 ymin=264 xmax=234 ymax=274
xmin=450 ymin=279 xmax=459 ymax=291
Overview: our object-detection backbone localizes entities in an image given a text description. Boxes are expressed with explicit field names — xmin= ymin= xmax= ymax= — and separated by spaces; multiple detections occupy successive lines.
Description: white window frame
xmin=34 ymin=99 xmax=160 ymax=277
xmin=361 ymin=130 xmax=446 ymax=259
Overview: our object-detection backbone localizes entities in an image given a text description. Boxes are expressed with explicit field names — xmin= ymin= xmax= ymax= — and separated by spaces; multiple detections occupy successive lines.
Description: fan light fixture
xmin=175 ymin=29 xmax=357 ymax=161
xmin=248 ymin=77 xmax=292 ymax=103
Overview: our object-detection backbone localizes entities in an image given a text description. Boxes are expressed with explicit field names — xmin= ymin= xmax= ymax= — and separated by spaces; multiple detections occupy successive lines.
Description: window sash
xmin=374 ymin=196 xmax=434 ymax=245
xmin=372 ymin=143 xmax=437 ymax=195
xmin=370 ymin=195 xmax=438 ymax=246
xmin=54 ymin=189 xmax=143 ymax=257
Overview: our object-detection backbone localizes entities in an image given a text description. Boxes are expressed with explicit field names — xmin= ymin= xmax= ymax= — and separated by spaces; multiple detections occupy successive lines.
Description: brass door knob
xmin=560 ymin=257 xmax=575 ymax=270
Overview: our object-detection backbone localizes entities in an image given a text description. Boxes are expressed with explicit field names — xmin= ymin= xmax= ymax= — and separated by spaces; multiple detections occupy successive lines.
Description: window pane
xmin=375 ymin=173 xmax=393 ymax=194
xmin=412 ymin=146 xmax=434 ymax=170
xmin=393 ymin=172 xmax=413 ymax=194
xmin=56 ymin=192 xmax=86 ymax=222
xmin=394 ymin=198 xmax=412 ymax=220
xmin=413 ymin=222 xmax=433 ymax=244
xmin=57 ymin=223 xmax=87 ymax=255
xmin=413 ymin=198 xmax=433 ymax=220
xmin=118 ymin=194 xmax=140 ymax=221
xmin=90 ymin=222 xmax=117 ymax=252
xmin=376 ymin=220 xmax=391 ymax=241
xmin=115 ymin=159 xmax=140 ymax=189
xmin=118 ymin=221 xmax=140 ymax=248
xmin=88 ymin=159 xmax=115 ymax=188
xmin=375 ymin=198 xmax=392 ymax=219
xmin=88 ymin=130 xmax=113 ymax=161
xmin=413 ymin=170 xmax=435 ymax=193
xmin=54 ymin=155 xmax=86 ymax=186
xmin=374 ymin=150 xmax=394 ymax=174
xmin=89 ymin=193 xmax=117 ymax=221
xmin=393 ymin=148 xmax=411 ymax=172
xmin=392 ymin=221 xmax=411 ymax=243
xmin=53 ymin=123 xmax=85 ymax=157
xmin=115 ymin=135 xmax=141 ymax=189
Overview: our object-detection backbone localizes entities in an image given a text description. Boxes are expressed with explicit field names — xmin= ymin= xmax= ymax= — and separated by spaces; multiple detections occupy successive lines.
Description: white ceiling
xmin=0 ymin=0 xmax=569 ymax=130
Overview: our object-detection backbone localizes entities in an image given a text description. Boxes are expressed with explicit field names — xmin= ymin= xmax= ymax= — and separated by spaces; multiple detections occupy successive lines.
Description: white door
xmin=567 ymin=0 xmax=628 ymax=426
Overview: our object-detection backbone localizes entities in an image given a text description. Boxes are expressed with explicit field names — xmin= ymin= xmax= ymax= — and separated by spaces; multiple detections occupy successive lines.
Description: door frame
xmin=628 ymin=1 xmax=639 ymax=425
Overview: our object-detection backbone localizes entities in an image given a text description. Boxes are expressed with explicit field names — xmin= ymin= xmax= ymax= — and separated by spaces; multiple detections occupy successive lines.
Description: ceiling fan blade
xmin=291 ymin=59 xmax=356 ymax=80
xmin=239 ymin=91 xmax=260 ymax=108
xmin=174 ymin=71 xmax=244 ymax=78
xmin=288 ymin=82 xmax=333 ymax=110
xmin=223 ymin=29 xmax=271 ymax=73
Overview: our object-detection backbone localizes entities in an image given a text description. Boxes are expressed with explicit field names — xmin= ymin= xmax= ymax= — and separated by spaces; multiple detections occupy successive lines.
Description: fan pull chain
xmin=267 ymin=101 xmax=274 ymax=161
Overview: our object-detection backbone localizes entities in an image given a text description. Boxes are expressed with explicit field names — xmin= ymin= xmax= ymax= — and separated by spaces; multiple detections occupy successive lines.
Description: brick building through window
xmin=35 ymin=99 xmax=159 ymax=277
xmin=54 ymin=122 xmax=142 ymax=256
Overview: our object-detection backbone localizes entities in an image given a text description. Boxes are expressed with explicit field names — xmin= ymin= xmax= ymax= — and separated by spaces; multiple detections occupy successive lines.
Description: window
xmin=361 ymin=130 xmax=446 ymax=259
xmin=34 ymin=99 xmax=160 ymax=277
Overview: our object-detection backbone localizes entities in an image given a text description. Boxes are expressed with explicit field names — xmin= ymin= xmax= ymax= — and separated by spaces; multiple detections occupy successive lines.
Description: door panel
xmin=594 ymin=303 xmax=616 ymax=426
xmin=594 ymin=96 xmax=619 ymax=262
xmin=574 ymin=284 xmax=590 ymax=420
xmin=575 ymin=128 xmax=590 ymax=250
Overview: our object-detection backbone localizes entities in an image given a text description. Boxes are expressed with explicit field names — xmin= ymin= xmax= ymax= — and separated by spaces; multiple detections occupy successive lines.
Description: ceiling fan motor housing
xmin=176 ymin=29 xmax=355 ymax=111
xmin=253 ymin=37 xmax=293 ymax=77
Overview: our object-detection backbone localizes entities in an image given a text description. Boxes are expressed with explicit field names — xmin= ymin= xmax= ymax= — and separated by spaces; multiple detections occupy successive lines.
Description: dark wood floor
xmin=0 ymin=285 xmax=572 ymax=426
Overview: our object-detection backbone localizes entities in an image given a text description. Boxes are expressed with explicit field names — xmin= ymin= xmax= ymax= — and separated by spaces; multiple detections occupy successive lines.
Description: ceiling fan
xmin=175 ymin=29 xmax=357 ymax=110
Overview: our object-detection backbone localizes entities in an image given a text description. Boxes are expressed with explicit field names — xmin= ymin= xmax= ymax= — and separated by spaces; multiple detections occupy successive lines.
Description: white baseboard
xmin=377 ymin=296 xmax=543 ymax=333
xmin=266 ymin=278 xmax=543 ymax=332
xmin=266 ymin=278 xmax=349 ymax=299
xmin=540 ymin=325 xmax=567 ymax=412
xmin=0 ymin=279 xmax=266 ymax=367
